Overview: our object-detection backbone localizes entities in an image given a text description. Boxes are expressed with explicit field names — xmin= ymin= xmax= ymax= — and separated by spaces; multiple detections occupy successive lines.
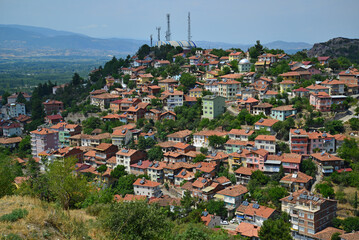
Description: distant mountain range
xmin=0 ymin=24 xmax=313 ymax=58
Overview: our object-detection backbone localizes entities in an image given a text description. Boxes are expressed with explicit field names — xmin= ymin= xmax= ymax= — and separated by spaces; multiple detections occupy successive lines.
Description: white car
xmin=230 ymin=219 xmax=237 ymax=224
xmin=220 ymin=220 xmax=229 ymax=225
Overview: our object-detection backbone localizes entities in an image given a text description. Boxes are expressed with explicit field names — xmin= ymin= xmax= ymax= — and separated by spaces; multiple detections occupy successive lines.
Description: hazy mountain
xmin=0 ymin=24 xmax=312 ymax=58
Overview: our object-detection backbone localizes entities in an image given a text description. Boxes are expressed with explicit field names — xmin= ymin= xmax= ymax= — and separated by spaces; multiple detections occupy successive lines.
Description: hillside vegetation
xmin=308 ymin=37 xmax=359 ymax=63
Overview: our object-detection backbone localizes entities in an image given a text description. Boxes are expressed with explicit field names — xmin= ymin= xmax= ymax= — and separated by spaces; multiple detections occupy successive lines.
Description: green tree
xmin=349 ymin=118 xmax=359 ymax=130
xmin=82 ymin=116 xmax=102 ymax=134
xmin=251 ymin=170 xmax=270 ymax=185
xmin=1 ymin=91 xmax=10 ymax=105
xmin=331 ymin=232 xmax=341 ymax=240
xmin=337 ymin=138 xmax=359 ymax=163
xmin=248 ymin=40 xmax=264 ymax=61
xmin=17 ymin=135 xmax=31 ymax=158
xmin=47 ymin=157 xmax=90 ymax=209
xmin=114 ymin=174 xmax=137 ymax=197
xmin=71 ymin=73 xmax=82 ymax=85
xmin=259 ymin=217 xmax=293 ymax=240
xmin=200 ymin=147 xmax=208 ymax=155
xmin=181 ymin=190 xmax=195 ymax=213
xmin=0 ymin=157 xmax=16 ymax=197
xmin=97 ymin=165 xmax=107 ymax=174
xmin=193 ymin=154 xmax=207 ymax=163
xmin=110 ymin=165 xmax=127 ymax=179
xmin=16 ymin=92 xmax=27 ymax=104
xmin=208 ymin=135 xmax=227 ymax=149
xmin=137 ymin=44 xmax=151 ymax=60
xmin=206 ymin=200 xmax=227 ymax=217
xmin=324 ymin=120 xmax=345 ymax=134
xmin=179 ymin=72 xmax=196 ymax=93
xmin=300 ymin=159 xmax=317 ymax=178
xmin=147 ymin=146 xmax=163 ymax=161
xmin=100 ymin=201 xmax=173 ymax=239
xmin=315 ymin=182 xmax=335 ymax=198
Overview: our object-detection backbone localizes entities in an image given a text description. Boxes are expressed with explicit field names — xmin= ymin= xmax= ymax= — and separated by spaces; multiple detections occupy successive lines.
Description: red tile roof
xmin=255 ymin=135 xmax=276 ymax=141
xmin=280 ymin=171 xmax=313 ymax=183
xmin=255 ymin=118 xmax=279 ymax=127
xmin=133 ymin=178 xmax=161 ymax=188
xmin=235 ymin=222 xmax=260 ymax=238
xmin=234 ymin=167 xmax=254 ymax=176
xmin=216 ymin=185 xmax=248 ymax=197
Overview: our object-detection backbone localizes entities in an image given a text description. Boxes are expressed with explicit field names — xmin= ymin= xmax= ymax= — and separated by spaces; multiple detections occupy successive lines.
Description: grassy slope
xmin=0 ymin=195 xmax=102 ymax=240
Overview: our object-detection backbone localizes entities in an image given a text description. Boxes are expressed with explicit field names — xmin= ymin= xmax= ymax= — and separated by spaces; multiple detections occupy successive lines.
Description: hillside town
xmin=1 ymin=42 xmax=359 ymax=240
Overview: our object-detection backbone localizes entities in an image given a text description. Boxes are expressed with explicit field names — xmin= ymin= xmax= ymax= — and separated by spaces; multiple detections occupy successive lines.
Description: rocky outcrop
xmin=307 ymin=37 xmax=359 ymax=63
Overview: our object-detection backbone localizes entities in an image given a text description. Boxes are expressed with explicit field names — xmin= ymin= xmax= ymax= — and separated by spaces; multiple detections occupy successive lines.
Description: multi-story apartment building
xmin=215 ymin=185 xmax=248 ymax=210
xmin=51 ymin=122 xmax=81 ymax=146
xmin=167 ymin=130 xmax=192 ymax=143
xmin=90 ymin=93 xmax=120 ymax=110
xmin=119 ymin=98 xmax=141 ymax=112
xmin=290 ymin=129 xmax=336 ymax=154
xmin=320 ymin=79 xmax=345 ymax=95
xmin=254 ymin=119 xmax=279 ymax=134
xmin=254 ymin=135 xmax=276 ymax=154
xmin=235 ymin=201 xmax=276 ymax=226
xmin=147 ymin=161 xmax=166 ymax=183
xmin=258 ymin=53 xmax=278 ymax=64
xmin=228 ymin=129 xmax=254 ymax=141
xmin=2 ymin=122 xmax=22 ymax=137
xmin=162 ymin=89 xmax=184 ymax=110
xmin=7 ymin=92 xmax=31 ymax=104
xmin=218 ymin=80 xmax=241 ymax=101
xmin=116 ymin=149 xmax=146 ymax=173
xmin=133 ymin=178 xmax=162 ymax=198
xmin=281 ymin=153 xmax=302 ymax=174
xmin=338 ymin=67 xmax=359 ymax=86
xmin=244 ymin=149 xmax=269 ymax=170
xmin=1 ymin=103 xmax=26 ymax=119
xmin=307 ymin=132 xmax=335 ymax=154
xmin=280 ymin=172 xmax=313 ymax=192
xmin=189 ymin=87 xmax=203 ymax=98
xmin=290 ymin=129 xmax=309 ymax=155
xmin=311 ymin=152 xmax=344 ymax=176
xmin=43 ymin=100 xmax=64 ymax=115
xmin=193 ymin=130 xmax=227 ymax=148
xmin=310 ymin=92 xmax=332 ymax=112
xmin=270 ymin=105 xmax=297 ymax=121
xmin=281 ymin=189 xmax=337 ymax=240
xmin=202 ymin=95 xmax=226 ymax=119
xmin=31 ymin=128 xmax=59 ymax=158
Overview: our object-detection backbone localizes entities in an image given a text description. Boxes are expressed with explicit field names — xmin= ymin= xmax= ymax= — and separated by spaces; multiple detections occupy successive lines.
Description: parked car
xmin=230 ymin=218 xmax=237 ymax=224
xmin=220 ymin=220 xmax=229 ymax=225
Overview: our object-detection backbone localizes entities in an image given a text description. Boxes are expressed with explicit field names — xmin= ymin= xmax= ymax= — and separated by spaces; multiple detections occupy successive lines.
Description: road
xmin=338 ymin=105 xmax=357 ymax=123
xmin=221 ymin=222 xmax=239 ymax=231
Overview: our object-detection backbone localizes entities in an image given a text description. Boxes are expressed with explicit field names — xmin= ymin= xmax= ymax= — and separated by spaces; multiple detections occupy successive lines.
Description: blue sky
xmin=0 ymin=0 xmax=358 ymax=44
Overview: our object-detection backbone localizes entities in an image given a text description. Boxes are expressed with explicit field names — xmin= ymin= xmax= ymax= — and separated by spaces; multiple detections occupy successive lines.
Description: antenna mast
xmin=165 ymin=13 xmax=171 ymax=41
xmin=156 ymin=27 xmax=161 ymax=41
xmin=150 ymin=34 xmax=153 ymax=47
xmin=188 ymin=12 xmax=191 ymax=42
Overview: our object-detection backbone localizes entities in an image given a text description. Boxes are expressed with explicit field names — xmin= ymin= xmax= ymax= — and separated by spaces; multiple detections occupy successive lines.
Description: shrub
xmin=0 ymin=209 xmax=28 ymax=222
xmin=1 ymin=233 xmax=23 ymax=240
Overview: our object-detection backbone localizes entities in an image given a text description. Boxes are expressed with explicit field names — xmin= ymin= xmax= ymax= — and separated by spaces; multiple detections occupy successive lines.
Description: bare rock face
xmin=307 ymin=37 xmax=359 ymax=63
